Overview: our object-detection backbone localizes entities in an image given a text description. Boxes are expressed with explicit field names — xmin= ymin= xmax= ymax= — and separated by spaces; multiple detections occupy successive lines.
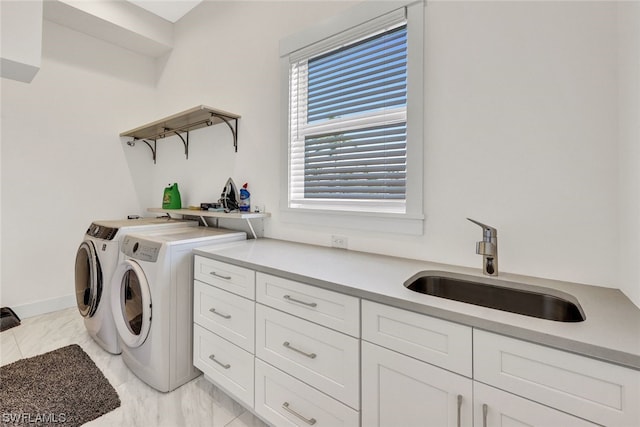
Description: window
xmin=280 ymin=1 xmax=424 ymax=233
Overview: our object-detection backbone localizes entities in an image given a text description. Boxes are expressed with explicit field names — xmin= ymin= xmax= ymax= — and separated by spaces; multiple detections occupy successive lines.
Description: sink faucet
xmin=467 ymin=218 xmax=498 ymax=276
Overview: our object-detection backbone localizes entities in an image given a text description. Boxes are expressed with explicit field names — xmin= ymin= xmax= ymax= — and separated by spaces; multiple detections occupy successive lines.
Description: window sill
xmin=279 ymin=207 xmax=424 ymax=235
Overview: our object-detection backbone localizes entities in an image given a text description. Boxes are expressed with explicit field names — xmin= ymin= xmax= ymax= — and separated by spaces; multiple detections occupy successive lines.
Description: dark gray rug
xmin=0 ymin=344 xmax=120 ymax=426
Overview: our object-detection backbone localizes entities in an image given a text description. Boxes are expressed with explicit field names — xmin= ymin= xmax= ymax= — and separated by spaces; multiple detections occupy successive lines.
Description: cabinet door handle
xmin=482 ymin=403 xmax=488 ymax=427
xmin=282 ymin=341 xmax=317 ymax=359
xmin=208 ymin=354 xmax=231 ymax=369
xmin=210 ymin=271 xmax=232 ymax=280
xmin=282 ymin=402 xmax=317 ymax=425
xmin=457 ymin=394 xmax=462 ymax=427
xmin=283 ymin=294 xmax=317 ymax=307
xmin=209 ymin=308 xmax=231 ymax=319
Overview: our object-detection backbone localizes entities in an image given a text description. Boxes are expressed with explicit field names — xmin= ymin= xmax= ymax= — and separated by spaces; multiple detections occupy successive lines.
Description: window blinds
xmin=307 ymin=26 xmax=408 ymax=123
xmin=288 ymin=12 xmax=408 ymax=211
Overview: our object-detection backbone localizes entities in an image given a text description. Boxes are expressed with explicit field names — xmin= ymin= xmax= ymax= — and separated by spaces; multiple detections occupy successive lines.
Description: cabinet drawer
xmin=474 ymin=382 xmax=598 ymax=427
xmin=194 ymin=256 xmax=255 ymax=299
xmin=256 ymin=273 xmax=360 ymax=337
xmin=362 ymin=300 xmax=472 ymax=377
xmin=474 ymin=329 xmax=640 ymax=427
xmin=255 ymin=359 xmax=359 ymax=427
xmin=193 ymin=281 xmax=255 ymax=353
xmin=255 ymin=304 xmax=360 ymax=409
xmin=193 ymin=324 xmax=254 ymax=407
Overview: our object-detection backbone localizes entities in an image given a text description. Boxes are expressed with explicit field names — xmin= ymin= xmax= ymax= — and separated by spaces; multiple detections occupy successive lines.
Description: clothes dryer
xmin=75 ymin=217 xmax=197 ymax=354
xmin=110 ymin=227 xmax=246 ymax=392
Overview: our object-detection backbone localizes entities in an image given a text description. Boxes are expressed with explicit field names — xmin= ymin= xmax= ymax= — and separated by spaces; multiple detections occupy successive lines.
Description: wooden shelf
xmin=120 ymin=105 xmax=240 ymax=163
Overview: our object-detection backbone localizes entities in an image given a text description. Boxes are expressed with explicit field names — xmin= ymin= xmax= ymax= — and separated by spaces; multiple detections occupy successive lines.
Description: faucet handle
xmin=467 ymin=218 xmax=497 ymax=239
xmin=476 ymin=241 xmax=496 ymax=256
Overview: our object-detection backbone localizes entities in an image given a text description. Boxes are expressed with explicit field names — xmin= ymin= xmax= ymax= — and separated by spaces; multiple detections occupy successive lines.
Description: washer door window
xmin=112 ymin=260 xmax=151 ymax=348
xmin=75 ymin=241 xmax=102 ymax=317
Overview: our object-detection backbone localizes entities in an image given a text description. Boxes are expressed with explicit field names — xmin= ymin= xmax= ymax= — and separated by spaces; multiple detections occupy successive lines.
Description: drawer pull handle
xmin=282 ymin=402 xmax=316 ymax=425
xmin=208 ymin=354 xmax=231 ymax=369
xmin=482 ymin=403 xmax=488 ymax=427
xmin=210 ymin=271 xmax=232 ymax=280
xmin=209 ymin=308 xmax=231 ymax=319
xmin=283 ymin=295 xmax=317 ymax=308
xmin=283 ymin=341 xmax=317 ymax=359
xmin=457 ymin=394 xmax=462 ymax=427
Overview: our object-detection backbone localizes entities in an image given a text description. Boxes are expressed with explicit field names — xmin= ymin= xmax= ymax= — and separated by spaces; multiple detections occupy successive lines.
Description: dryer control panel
xmin=121 ymin=236 xmax=162 ymax=262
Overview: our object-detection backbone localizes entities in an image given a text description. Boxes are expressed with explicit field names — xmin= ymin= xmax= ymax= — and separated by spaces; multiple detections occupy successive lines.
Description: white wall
xmin=617 ymin=2 xmax=640 ymax=308
xmin=0 ymin=20 xmax=156 ymax=315
xmin=125 ymin=0 xmax=358 ymax=221
xmin=0 ymin=0 xmax=43 ymax=83
xmin=419 ymin=1 xmax=619 ymax=285
xmin=136 ymin=1 xmax=624 ymax=290
xmin=2 ymin=1 xmax=637 ymax=315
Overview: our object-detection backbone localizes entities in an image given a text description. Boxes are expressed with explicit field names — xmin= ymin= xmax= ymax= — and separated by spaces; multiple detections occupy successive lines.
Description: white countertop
xmin=194 ymin=238 xmax=640 ymax=370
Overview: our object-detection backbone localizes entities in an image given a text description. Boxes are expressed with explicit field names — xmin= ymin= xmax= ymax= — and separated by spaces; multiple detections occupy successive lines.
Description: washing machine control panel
xmin=121 ymin=236 xmax=161 ymax=262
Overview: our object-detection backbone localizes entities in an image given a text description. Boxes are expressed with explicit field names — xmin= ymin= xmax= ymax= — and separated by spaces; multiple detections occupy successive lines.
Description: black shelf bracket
xmin=213 ymin=113 xmax=238 ymax=152
xmin=128 ymin=139 xmax=157 ymax=164
xmin=171 ymin=128 xmax=190 ymax=160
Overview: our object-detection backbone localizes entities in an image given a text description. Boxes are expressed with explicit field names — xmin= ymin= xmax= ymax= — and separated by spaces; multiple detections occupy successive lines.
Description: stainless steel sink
xmin=404 ymin=272 xmax=585 ymax=322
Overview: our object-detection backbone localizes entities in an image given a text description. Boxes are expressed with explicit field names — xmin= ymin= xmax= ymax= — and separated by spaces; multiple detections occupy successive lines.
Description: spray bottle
xmin=239 ymin=183 xmax=251 ymax=212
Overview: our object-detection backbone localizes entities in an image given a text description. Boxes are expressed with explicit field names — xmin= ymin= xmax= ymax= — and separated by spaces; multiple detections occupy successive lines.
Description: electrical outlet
xmin=331 ymin=235 xmax=348 ymax=249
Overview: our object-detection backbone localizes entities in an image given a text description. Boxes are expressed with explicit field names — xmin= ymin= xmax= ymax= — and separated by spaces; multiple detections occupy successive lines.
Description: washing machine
xmin=74 ymin=217 xmax=197 ymax=354
xmin=110 ymin=226 xmax=246 ymax=392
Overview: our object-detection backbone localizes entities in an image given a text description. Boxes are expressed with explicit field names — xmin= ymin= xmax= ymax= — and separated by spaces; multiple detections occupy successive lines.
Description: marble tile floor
xmin=0 ymin=307 xmax=269 ymax=427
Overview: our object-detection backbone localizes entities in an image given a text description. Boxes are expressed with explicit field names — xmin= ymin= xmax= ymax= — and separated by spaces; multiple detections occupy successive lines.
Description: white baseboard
xmin=9 ymin=294 xmax=76 ymax=320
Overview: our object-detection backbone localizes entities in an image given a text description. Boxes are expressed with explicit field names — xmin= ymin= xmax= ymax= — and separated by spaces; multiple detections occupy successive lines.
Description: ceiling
xmin=126 ymin=0 xmax=203 ymax=23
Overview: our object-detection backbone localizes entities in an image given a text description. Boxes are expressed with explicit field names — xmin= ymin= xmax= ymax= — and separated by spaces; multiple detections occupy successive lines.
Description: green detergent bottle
xmin=162 ymin=183 xmax=182 ymax=209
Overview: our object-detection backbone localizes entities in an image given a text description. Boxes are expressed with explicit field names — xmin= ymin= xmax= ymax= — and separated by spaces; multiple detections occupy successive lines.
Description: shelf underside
xmin=120 ymin=105 xmax=240 ymax=141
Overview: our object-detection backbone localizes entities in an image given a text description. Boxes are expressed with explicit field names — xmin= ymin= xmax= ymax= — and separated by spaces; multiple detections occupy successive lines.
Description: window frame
xmin=279 ymin=0 xmax=425 ymax=235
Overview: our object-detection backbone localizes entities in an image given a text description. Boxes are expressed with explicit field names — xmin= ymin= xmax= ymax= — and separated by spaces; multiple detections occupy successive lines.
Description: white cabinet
xmin=255 ymin=359 xmax=359 ymax=427
xmin=193 ymin=324 xmax=255 ymax=406
xmin=193 ymin=281 xmax=255 ymax=352
xmin=256 ymin=272 xmax=360 ymax=337
xmin=362 ymin=300 xmax=472 ymax=377
xmin=473 ymin=382 xmax=599 ymax=427
xmin=255 ymin=271 xmax=361 ymax=424
xmin=255 ymin=304 xmax=360 ymax=409
xmin=362 ymin=301 xmax=473 ymax=427
xmin=474 ymin=329 xmax=640 ymax=427
xmin=193 ymin=255 xmax=256 ymax=299
xmin=194 ymin=257 xmax=361 ymax=426
xmin=253 ymin=274 xmax=361 ymax=424
xmin=361 ymin=301 xmax=640 ymax=427
xmin=362 ymin=341 xmax=472 ymax=427
xmin=193 ymin=254 xmax=639 ymax=427
xmin=192 ymin=256 xmax=256 ymax=408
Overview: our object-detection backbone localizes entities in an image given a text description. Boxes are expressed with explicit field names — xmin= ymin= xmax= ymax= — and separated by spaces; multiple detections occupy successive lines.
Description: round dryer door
xmin=75 ymin=241 xmax=102 ymax=317
xmin=111 ymin=260 xmax=151 ymax=348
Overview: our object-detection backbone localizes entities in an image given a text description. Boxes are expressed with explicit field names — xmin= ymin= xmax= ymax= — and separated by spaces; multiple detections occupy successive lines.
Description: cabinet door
xmin=362 ymin=341 xmax=472 ymax=427
xmin=474 ymin=382 xmax=599 ymax=427
xmin=474 ymin=329 xmax=640 ymax=427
